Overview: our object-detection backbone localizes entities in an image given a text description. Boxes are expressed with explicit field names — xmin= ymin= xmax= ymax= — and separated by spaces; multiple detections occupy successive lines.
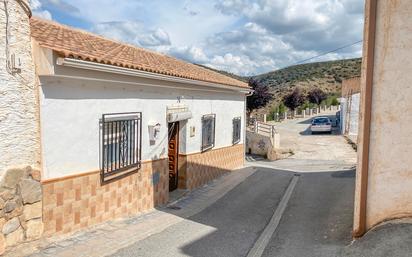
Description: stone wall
xmin=0 ymin=167 xmax=42 ymax=253
xmin=0 ymin=0 xmax=42 ymax=254
xmin=0 ymin=0 xmax=41 ymax=177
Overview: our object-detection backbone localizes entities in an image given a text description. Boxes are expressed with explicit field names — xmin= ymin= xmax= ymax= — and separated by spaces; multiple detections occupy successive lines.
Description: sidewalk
xmin=341 ymin=220 xmax=412 ymax=257
xmin=7 ymin=168 xmax=256 ymax=257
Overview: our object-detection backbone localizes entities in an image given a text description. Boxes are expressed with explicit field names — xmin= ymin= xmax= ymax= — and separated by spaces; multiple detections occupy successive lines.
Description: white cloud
xmin=30 ymin=0 xmax=52 ymax=20
xmin=43 ymin=0 xmax=79 ymax=13
xmin=168 ymin=46 xmax=209 ymax=63
xmin=91 ymin=21 xmax=171 ymax=48
xmin=208 ymin=53 xmax=259 ymax=76
xmin=36 ymin=0 xmax=364 ymax=75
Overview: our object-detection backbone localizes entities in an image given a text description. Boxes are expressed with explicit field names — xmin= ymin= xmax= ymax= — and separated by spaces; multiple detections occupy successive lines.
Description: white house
xmin=0 ymin=11 xmax=250 ymax=249
xmin=30 ymin=18 xmax=250 ymax=236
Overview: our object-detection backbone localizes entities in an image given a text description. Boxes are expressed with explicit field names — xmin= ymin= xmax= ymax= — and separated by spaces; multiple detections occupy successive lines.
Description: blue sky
xmin=31 ymin=0 xmax=365 ymax=76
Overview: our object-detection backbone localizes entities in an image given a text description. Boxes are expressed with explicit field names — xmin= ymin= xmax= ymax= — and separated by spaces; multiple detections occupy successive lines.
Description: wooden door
xmin=168 ymin=122 xmax=179 ymax=191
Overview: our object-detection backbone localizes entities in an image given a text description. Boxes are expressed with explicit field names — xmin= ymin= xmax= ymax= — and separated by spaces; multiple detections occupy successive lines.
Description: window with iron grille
xmin=201 ymin=114 xmax=216 ymax=151
xmin=233 ymin=117 xmax=241 ymax=144
xmin=101 ymin=112 xmax=142 ymax=184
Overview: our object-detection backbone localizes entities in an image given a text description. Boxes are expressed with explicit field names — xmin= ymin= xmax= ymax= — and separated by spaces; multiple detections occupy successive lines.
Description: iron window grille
xmin=233 ymin=117 xmax=241 ymax=145
xmin=201 ymin=114 xmax=216 ymax=151
xmin=101 ymin=112 xmax=142 ymax=184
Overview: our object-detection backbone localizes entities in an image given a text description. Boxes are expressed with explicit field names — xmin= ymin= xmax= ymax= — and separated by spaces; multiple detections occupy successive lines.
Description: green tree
xmin=307 ymin=88 xmax=327 ymax=106
xmin=277 ymin=102 xmax=287 ymax=114
xmin=283 ymin=88 xmax=305 ymax=111
xmin=331 ymin=97 xmax=339 ymax=106
xmin=246 ymin=79 xmax=273 ymax=116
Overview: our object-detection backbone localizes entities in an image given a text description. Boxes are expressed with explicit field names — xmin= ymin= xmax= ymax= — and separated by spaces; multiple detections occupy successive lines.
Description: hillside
xmin=195 ymin=64 xmax=249 ymax=82
xmin=199 ymin=58 xmax=362 ymax=114
xmin=253 ymin=58 xmax=361 ymax=113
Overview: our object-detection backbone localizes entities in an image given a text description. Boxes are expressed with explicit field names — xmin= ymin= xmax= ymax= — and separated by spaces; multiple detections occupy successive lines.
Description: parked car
xmin=310 ymin=117 xmax=332 ymax=134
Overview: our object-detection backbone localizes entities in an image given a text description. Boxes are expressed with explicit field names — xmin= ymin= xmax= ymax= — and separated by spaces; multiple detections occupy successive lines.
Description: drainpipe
xmin=353 ymin=0 xmax=378 ymax=238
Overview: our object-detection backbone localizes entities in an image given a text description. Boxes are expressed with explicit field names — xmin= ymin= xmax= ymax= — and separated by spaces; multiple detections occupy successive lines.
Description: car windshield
xmin=313 ymin=118 xmax=329 ymax=124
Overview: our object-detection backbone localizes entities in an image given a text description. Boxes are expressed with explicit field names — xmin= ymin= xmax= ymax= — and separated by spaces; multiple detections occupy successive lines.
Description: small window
xmin=233 ymin=117 xmax=241 ymax=144
xmin=101 ymin=112 xmax=142 ymax=184
xmin=201 ymin=114 xmax=216 ymax=151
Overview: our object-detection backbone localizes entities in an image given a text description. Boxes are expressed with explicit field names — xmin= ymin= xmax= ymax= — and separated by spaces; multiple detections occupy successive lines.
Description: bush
xmin=246 ymin=78 xmax=273 ymax=114
xmin=331 ymin=97 xmax=339 ymax=106
xmin=307 ymin=88 xmax=327 ymax=105
xmin=268 ymin=103 xmax=287 ymax=121
xmin=283 ymin=88 xmax=305 ymax=111
xmin=322 ymin=95 xmax=340 ymax=107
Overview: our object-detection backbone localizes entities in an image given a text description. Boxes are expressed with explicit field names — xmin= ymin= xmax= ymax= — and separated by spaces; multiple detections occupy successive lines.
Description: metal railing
xmin=101 ymin=112 xmax=142 ymax=184
xmin=255 ymin=122 xmax=277 ymax=138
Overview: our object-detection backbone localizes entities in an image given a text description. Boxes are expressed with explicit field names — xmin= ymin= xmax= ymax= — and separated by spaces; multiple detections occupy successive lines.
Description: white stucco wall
xmin=340 ymin=100 xmax=347 ymax=134
xmin=348 ymin=93 xmax=360 ymax=136
xmin=0 ymin=0 xmax=40 ymax=176
xmin=355 ymin=0 xmax=412 ymax=231
xmin=39 ymin=71 xmax=245 ymax=179
xmin=340 ymin=93 xmax=360 ymax=136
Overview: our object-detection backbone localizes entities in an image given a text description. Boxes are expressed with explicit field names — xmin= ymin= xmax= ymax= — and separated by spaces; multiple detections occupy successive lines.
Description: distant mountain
xmin=198 ymin=58 xmax=362 ymax=114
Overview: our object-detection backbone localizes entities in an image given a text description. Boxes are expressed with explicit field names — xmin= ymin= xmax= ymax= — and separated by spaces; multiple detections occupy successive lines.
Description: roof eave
xmin=56 ymin=57 xmax=251 ymax=94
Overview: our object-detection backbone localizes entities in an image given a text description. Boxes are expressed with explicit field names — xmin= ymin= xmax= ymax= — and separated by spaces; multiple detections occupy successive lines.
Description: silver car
xmin=310 ymin=117 xmax=332 ymax=134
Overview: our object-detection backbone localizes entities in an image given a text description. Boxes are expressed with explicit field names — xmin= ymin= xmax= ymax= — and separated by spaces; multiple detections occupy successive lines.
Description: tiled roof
xmin=30 ymin=18 xmax=249 ymax=89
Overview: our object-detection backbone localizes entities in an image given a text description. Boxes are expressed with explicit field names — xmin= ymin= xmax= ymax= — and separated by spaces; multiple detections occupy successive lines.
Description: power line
xmin=285 ymin=40 xmax=363 ymax=68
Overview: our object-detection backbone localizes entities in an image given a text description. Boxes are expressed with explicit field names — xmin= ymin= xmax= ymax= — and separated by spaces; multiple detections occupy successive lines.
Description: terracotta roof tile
xmin=30 ymin=17 xmax=249 ymax=89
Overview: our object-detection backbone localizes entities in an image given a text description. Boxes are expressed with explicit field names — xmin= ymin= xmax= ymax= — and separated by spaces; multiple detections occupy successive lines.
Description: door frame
xmin=168 ymin=122 xmax=179 ymax=191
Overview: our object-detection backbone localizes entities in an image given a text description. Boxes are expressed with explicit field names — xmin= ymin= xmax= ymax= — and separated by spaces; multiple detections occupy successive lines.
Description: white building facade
xmin=0 ymin=11 xmax=249 ymax=251
xmin=30 ymin=18 xmax=249 ymax=236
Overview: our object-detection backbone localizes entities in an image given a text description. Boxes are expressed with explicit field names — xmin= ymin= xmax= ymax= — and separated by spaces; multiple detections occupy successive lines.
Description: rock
xmin=0 ymin=234 xmax=5 ymax=255
xmin=5 ymin=226 xmax=24 ymax=247
xmin=29 ymin=169 xmax=41 ymax=182
xmin=0 ymin=218 xmax=6 ymax=229
xmin=3 ymin=198 xmax=22 ymax=219
xmin=25 ymin=219 xmax=43 ymax=240
xmin=2 ymin=217 xmax=20 ymax=235
xmin=0 ymin=198 xmax=5 ymax=210
xmin=19 ymin=215 xmax=27 ymax=231
xmin=0 ymin=189 xmax=14 ymax=201
xmin=23 ymin=202 xmax=42 ymax=220
xmin=1 ymin=167 xmax=30 ymax=189
xmin=18 ymin=179 xmax=42 ymax=204
xmin=267 ymin=148 xmax=279 ymax=161
xmin=4 ymin=201 xmax=17 ymax=213
xmin=4 ymin=206 xmax=23 ymax=220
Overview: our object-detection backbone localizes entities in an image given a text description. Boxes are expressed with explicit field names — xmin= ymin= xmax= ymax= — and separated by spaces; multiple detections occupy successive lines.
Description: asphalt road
xmin=261 ymin=170 xmax=355 ymax=257
xmin=108 ymin=113 xmax=359 ymax=257
xmin=111 ymin=168 xmax=294 ymax=257
xmin=110 ymin=167 xmax=355 ymax=257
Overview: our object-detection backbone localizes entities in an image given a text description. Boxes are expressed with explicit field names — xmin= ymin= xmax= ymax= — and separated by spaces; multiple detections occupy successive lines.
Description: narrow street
xmin=14 ymin=114 xmax=411 ymax=257
xmin=109 ymin=114 xmax=357 ymax=257
xmin=18 ymin=113 xmax=358 ymax=257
